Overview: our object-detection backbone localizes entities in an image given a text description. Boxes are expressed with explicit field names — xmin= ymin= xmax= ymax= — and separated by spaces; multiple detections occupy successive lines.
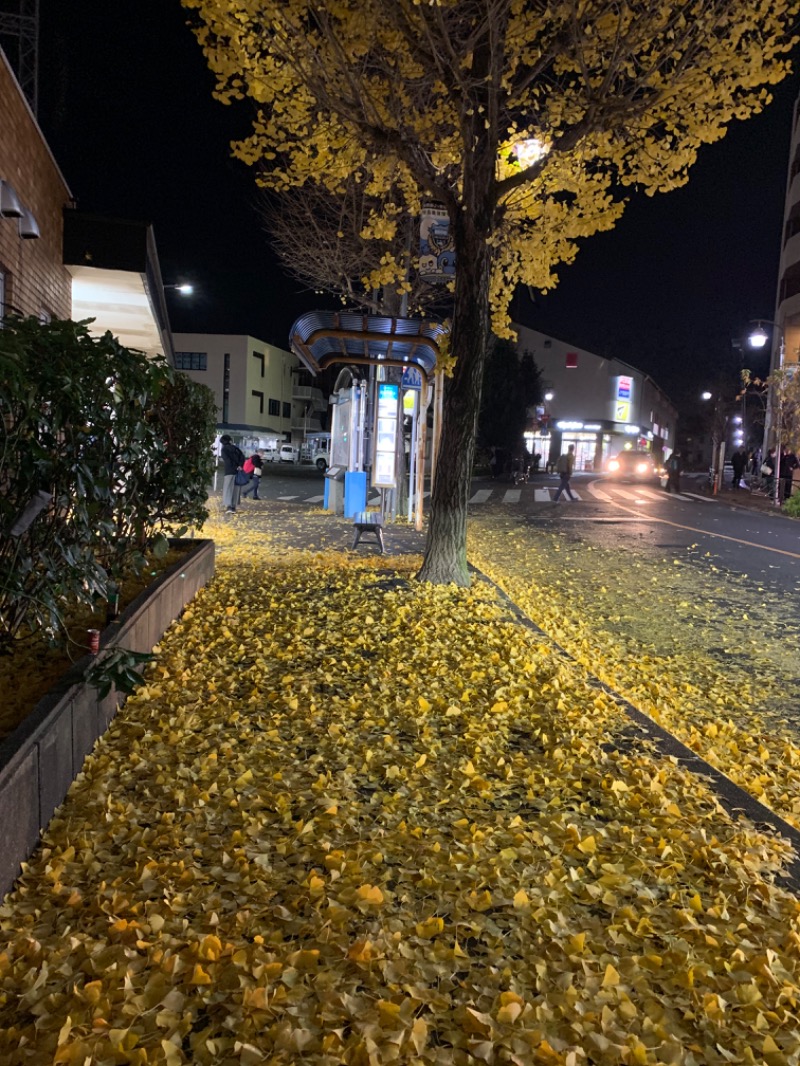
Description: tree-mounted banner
xmin=419 ymin=204 xmax=455 ymax=284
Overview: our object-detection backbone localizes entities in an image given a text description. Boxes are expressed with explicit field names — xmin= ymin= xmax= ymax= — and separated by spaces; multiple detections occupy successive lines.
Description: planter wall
xmin=0 ymin=538 xmax=215 ymax=897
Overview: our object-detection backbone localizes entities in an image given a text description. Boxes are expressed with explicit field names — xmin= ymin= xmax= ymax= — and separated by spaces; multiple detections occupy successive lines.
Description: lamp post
xmin=701 ymin=390 xmax=728 ymax=494
xmin=749 ymin=321 xmax=785 ymax=508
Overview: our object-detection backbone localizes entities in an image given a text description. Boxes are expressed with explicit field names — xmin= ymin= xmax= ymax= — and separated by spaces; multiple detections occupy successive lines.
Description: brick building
xmin=1 ymin=46 xmax=173 ymax=360
xmin=0 ymin=47 xmax=72 ymax=322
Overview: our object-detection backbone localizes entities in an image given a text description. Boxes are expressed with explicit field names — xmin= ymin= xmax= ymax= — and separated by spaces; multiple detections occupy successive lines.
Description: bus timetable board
xmin=373 ymin=383 xmax=399 ymax=488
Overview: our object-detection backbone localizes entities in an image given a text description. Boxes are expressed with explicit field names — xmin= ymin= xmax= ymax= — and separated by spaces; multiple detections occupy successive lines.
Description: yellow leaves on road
xmin=469 ymin=518 xmax=800 ymax=831
xmin=2 ymin=518 xmax=800 ymax=1062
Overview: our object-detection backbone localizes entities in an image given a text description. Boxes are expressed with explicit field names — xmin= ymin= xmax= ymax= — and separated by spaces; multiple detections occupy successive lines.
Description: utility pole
xmin=0 ymin=1 xmax=40 ymax=116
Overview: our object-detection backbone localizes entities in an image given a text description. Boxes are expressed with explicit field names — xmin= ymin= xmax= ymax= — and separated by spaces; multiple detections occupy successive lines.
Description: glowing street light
xmin=747 ymin=320 xmax=785 ymax=508
xmin=165 ymin=283 xmax=194 ymax=295
xmin=513 ymin=137 xmax=548 ymax=169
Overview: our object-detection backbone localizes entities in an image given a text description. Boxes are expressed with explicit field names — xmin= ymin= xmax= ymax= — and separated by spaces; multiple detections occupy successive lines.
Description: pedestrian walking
xmin=553 ymin=444 xmax=576 ymax=501
xmin=241 ymin=450 xmax=264 ymax=500
xmin=220 ymin=434 xmax=246 ymax=513
xmin=730 ymin=448 xmax=747 ymax=490
xmin=665 ymin=451 xmax=682 ymax=493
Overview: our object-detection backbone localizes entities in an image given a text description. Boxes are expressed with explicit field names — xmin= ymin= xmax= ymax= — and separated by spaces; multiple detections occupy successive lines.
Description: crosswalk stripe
xmin=679 ymin=492 xmax=716 ymax=503
xmin=534 ymin=488 xmax=551 ymax=502
xmin=503 ymin=489 xmax=521 ymax=503
xmin=277 ymin=495 xmax=300 ymax=500
xmin=305 ymin=495 xmax=324 ymax=503
xmin=469 ymin=489 xmax=493 ymax=503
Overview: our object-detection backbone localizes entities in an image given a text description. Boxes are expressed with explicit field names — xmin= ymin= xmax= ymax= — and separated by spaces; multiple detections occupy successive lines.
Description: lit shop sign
xmin=373 ymin=383 xmax=399 ymax=488
xmin=613 ymin=375 xmax=633 ymax=423
xmin=623 ymin=424 xmax=640 ymax=435
xmin=556 ymin=420 xmax=603 ymax=432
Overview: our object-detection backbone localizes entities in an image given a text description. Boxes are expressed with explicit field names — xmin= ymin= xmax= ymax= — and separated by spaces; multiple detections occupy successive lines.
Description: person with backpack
xmin=220 ymin=434 xmax=246 ymax=513
xmin=553 ymin=444 xmax=576 ymax=501
xmin=241 ymin=450 xmax=264 ymax=500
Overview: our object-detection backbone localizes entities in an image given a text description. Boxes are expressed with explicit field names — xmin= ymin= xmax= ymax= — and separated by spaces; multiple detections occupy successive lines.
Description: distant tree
xmin=185 ymin=0 xmax=798 ymax=584
xmin=478 ymin=338 xmax=541 ymax=460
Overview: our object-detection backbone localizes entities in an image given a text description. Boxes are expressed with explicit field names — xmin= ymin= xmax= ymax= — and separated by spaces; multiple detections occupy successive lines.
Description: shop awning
xmin=289 ymin=311 xmax=446 ymax=377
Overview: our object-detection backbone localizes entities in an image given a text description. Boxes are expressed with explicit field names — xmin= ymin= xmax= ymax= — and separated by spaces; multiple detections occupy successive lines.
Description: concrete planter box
xmin=0 ymin=538 xmax=215 ymax=897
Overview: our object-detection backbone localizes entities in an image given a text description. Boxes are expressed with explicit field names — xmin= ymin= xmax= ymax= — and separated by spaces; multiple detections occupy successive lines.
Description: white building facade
xmin=173 ymin=332 xmax=307 ymax=449
xmin=769 ymin=92 xmax=800 ymax=424
xmin=514 ymin=325 xmax=678 ymax=471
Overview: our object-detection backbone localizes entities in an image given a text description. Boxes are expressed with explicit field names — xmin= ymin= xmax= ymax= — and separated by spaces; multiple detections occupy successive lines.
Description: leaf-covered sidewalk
xmin=2 ymin=516 xmax=800 ymax=1065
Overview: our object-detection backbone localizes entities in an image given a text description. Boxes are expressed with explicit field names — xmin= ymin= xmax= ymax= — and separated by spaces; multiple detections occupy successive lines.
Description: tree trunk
xmin=417 ymin=211 xmax=493 ymax=586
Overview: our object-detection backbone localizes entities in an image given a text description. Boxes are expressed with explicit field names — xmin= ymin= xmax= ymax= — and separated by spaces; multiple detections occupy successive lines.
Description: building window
xmin=268 ymin=398 xmax=280 ymax=417
xmin=174 ymin=351 xmax=207 ymax=371
xmin=283 ymin=401 xmax=291 ymax=419
xmin=252 ymin=390 xmax=264 ymax=414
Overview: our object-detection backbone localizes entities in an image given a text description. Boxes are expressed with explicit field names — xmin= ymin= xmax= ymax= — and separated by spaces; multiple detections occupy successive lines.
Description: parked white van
xmin=300 ymin=437 xmax=330 ymax=472
xmin=279 ymin=443 xmax=299 ymax=463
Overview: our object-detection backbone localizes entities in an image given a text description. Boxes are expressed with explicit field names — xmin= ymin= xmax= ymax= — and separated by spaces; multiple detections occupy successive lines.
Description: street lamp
xmin=165 ymin=283 xmax=194 ymax=295
xmin=701 ymin=389 xmax=735 ymax=494
xmin=748 ymin=320 xmax=785 ymax=508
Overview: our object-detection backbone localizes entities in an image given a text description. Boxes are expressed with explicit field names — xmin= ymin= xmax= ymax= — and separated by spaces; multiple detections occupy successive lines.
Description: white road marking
xmin=679 ymin=492 xmax=716 ymax=503
xmin=277 ymin=495 xmax=300 ymax=500
xmin=504 ymin=489 xmax=521 ymax=503
xmin=305 ymin=495 xmax=324 ymax=504
xmin=613 ymin=487 xmax=651 ymax=501
xmin=534 ymin=488 xmax=552 ymax=502
xmin=469 ymin=489 xmax=493 ymax=503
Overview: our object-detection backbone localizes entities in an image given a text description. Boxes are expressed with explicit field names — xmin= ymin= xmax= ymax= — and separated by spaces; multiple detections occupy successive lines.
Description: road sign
xmin=402 ymin=366 xmax=423 ymax=390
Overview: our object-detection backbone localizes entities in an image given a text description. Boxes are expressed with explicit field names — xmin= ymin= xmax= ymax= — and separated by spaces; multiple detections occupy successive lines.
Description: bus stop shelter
xmin=289 ymin=311 xmax=447 ymax=528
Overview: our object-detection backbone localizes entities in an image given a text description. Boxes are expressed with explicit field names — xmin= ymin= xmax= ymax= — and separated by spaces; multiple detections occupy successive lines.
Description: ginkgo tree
xmin=184 ymin=0 xmax=799 ymax=585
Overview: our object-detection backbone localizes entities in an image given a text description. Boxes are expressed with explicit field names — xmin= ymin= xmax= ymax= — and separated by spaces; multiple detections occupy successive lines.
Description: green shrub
xmin=0 ymin=316 xmax=217 ymax=651
xmin=784 ymin=492 xmax=800 ymax=518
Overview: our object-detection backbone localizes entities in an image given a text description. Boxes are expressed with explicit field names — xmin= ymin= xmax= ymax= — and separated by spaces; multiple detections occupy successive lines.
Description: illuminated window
xmin=174 ymin=351 xmax=207 ymax=371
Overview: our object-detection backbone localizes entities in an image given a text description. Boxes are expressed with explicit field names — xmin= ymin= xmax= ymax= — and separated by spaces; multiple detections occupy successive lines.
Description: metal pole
xmin=773 ymin=333 xmax=786 ymax=508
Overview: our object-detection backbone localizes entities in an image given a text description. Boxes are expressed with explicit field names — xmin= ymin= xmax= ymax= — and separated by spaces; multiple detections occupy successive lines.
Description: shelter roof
xmin=289 ymin=311 xmax=445 ymax=378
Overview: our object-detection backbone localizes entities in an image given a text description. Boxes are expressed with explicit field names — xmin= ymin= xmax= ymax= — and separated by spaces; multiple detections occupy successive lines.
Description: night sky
xmin=33 ymin=0 xmax=800 ymax=410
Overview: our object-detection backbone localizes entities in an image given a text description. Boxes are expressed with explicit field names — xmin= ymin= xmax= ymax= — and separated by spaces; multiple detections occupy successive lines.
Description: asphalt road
xmin=247 ymin=464 xmax=800 ymax=597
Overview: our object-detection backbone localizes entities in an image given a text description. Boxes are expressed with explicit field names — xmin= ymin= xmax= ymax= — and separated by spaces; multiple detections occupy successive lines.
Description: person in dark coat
xmin=781 ymin=451 xmax=798 ymax=501
xmin=665 ymin=451 xmax=681 ymax=493
xmin=730 ymin=448 xmax=747 ymax=490
xmin=220 ymin=434 xmax=245 ymax=513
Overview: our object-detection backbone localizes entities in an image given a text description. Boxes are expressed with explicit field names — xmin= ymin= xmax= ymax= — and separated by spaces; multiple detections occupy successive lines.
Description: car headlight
xmin=608 ymin=460 xmax=620 ymax=472
xmin=635 ymin=462 xmax=649 ymax=474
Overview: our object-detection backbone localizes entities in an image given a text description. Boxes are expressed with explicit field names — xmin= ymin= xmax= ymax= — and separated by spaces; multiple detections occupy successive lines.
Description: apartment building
xmin=173 ymin=333 xmax=330 ymax=450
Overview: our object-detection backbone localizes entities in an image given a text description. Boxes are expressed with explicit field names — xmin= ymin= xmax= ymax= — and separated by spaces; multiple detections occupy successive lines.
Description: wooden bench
xmin=352 ymin=511 xmax=385 ymax=553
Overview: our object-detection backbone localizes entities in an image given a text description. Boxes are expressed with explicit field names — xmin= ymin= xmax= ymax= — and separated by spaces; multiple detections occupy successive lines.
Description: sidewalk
xmin=2 ymin=503 xmax=800 ymax=1063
